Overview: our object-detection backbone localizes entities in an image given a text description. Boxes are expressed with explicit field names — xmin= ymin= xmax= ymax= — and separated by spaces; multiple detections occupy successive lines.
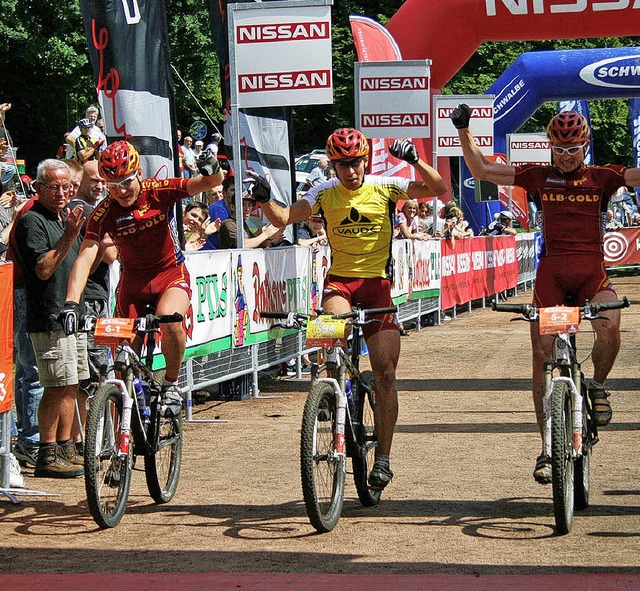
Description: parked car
xmin=295 ymin=149 xmax=326 ymax=185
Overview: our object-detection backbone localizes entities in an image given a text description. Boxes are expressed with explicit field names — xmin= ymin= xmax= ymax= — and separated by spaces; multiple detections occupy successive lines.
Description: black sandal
xmin=589 ymin=388 xmax=612 ymax=427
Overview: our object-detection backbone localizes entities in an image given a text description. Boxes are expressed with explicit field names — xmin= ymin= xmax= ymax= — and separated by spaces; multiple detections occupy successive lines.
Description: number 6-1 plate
xmin=94 ymin=317 xmax=136 ymax=345
xmin=538 ymin=306 xmax=580 ymax=336
xmin=306 ymin=316 xmax=347 ymax=348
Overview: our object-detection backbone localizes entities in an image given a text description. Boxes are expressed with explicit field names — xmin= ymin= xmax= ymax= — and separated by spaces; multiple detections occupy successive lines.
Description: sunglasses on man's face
xmin=551 ymin=142 xmax=586 ymax=156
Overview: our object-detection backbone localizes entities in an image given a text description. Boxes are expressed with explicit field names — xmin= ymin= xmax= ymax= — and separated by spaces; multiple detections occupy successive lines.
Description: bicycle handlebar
xmin=491 ymin=297 xmax=630 ymax=318
xmin=260 ymin=306 xmax=397 ymax=324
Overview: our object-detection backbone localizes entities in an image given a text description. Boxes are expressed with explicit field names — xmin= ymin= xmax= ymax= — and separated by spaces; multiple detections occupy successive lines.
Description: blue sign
xmin=189 ymin=120 xmax=207 ymax=141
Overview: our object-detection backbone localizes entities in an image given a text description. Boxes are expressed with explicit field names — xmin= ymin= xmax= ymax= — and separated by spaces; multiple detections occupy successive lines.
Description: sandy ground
xmin=1 ymin=275 xmax=639 ymax=576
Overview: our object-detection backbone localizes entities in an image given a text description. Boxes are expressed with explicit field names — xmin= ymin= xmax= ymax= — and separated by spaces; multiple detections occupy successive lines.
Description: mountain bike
xmin=82 ymin=312 xmax=184 ymax=528
xmin=261 ymin=305 xmax=397 ymax=533
xmin=493 ymin=297 xmax=629 ymax=534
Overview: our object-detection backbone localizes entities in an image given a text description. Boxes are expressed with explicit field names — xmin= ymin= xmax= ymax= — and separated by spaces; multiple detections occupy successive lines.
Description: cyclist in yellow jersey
xmin=252 ymin=128 xmax=446 ymax=490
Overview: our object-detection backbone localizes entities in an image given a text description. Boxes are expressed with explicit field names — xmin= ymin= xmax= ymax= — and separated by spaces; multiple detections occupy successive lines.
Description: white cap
xmin=195 ymin=140 xmax=204 ymax=146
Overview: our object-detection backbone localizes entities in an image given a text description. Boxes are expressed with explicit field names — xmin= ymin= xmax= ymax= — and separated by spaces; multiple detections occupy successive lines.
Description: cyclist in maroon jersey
xmin=62 ymin=140 xmax=223 ymax=417
xmin=451 ymin=105 xmax=640 ymax=484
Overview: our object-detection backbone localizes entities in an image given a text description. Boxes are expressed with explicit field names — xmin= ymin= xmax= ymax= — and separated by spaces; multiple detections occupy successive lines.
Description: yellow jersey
xmin=301 ymin=176 xmax=410 ymax=278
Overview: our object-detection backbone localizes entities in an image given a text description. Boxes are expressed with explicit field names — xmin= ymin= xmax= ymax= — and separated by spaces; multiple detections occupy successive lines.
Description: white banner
xmin=434 ymin=95 xmax=495 ymax=157
xmin=355 ymin=60 xmax=431 ymax=138
xmin=507 ymin=132 xmax=551 ymax=166
xmin=230 ymin=2 xmax=333 ymax=108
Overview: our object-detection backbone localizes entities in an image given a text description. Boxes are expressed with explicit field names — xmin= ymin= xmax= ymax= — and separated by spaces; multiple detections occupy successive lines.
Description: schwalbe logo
xmin=579 ymin=56 xmax=640 ymax=89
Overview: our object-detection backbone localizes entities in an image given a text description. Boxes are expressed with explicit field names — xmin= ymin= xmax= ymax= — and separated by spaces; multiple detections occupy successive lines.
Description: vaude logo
xmin=579 ymin=56 xmax=640 ymax=89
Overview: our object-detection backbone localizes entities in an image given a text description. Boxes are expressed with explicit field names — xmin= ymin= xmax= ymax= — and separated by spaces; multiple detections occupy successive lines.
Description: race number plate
xmin=306 ymin=316 xmax=347 ymax=348
xmin=94 ymin=317 xmax=136 ymax=345
xmin=538 ymin=306 xmax=580 ymax=336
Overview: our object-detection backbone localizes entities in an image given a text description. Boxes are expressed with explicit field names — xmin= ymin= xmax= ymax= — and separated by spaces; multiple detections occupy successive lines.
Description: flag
xmin=80 ymin=0 xmax=177 ymax=179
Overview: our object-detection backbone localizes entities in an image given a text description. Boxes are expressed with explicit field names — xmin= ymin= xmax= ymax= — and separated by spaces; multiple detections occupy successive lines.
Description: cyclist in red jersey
xmin=249 ymin=128 xmax=446 ymax=491
xmin=62 ymin=140 xmax=223 ymax=417
xmin=452 ymin=105 xmax=640 ymax=483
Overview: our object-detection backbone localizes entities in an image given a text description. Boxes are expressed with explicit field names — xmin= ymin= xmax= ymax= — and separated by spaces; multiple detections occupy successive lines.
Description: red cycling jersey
xmin=85 ymin=177 xmax=189 ymax=275
xmin=514 ymin=163 xmax=626 ymax=258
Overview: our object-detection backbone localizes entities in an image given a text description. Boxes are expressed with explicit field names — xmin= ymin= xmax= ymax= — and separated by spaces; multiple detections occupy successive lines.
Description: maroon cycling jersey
xmin=514 ymin=163 xmax=626 ymax=257
xmin=86 ymin=177 xmax=189 ymax=275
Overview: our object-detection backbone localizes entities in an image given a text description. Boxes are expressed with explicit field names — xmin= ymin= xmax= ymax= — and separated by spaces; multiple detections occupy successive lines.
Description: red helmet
xmin=98 ymin=140 xmax=140 ymax=180
xmin=546 ymin=111 xmax=590 ymax=145
xmin=325 ymin=128 xmax=370 ymax=161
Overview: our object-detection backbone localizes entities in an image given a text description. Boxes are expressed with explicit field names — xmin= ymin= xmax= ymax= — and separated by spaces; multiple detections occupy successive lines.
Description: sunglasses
xmin=551 ymin=142 xmax=586 ymax=156
xmin=106 ymin=173 xmax=137 ymax=189
xmin=334 ymin=157 xmax=364 ymax=170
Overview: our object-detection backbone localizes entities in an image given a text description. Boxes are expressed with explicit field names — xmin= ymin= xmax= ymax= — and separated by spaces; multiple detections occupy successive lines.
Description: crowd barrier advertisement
xmin=391 ymin=239 xmax=441 ymax=305
xmin=440 ymin=236 xmax=518 ymax=311
xmin=604 ymin=227 xmax=640 ymax=267
xmin=0 ymin=264 xmax=14 ymax=414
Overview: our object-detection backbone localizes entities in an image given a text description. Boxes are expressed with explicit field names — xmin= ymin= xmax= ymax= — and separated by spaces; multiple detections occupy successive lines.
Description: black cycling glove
xmin=244 ymin=171 xmax=271 ymax=203
xmin=60 ymin=301 xmax=81 ymax=336
xmin=389 ymin=139 xmax=419 ymax=164
xmin=450 ymin=104 xmax=471 ymax=129
xmin=196 ymin=149 xmax=221 ymax=177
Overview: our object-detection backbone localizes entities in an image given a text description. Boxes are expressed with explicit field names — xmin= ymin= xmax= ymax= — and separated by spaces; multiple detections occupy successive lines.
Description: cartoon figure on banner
xmin=310 ymin=251 xmax=320 ymax=313
xmin=234 ymin=255 xmax=248 ymax=347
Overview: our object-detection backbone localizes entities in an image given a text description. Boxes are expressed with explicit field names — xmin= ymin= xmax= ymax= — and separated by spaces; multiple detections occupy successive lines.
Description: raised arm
xmin=186 ymin=149 xmax=224 ymax=195
xmin=451 ymin=104 xmax=516 ymax=186
xmin=387 ymin=139 xmax=447 ymax=199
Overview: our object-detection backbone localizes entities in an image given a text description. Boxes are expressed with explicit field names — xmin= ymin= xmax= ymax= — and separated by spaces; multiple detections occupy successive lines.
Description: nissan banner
xmin=229 ymin=1 xmax=333 ymax=109
xmin=434 ymin=95 xmax=495 ymax=157
xmin=355 ymin=60 xmax=431 ymax=139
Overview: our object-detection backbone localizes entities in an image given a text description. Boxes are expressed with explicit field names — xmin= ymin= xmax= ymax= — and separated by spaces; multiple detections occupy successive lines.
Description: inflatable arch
xmin=386 ymin=1 xmax=640 ymax=90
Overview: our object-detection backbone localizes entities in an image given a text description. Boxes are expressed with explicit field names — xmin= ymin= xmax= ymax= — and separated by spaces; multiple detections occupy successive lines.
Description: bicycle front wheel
xmin=300 ymin=381 xmax=346 ymax=532
xmin=144 ymin=405 xmax=183 ymax=503
xmin=551 ymin=380 xmax=575 ymax=535
xmin=352 ymin=370 xmax=381 ymax=507
xmin=84 ymin=384 xmax=133 ymax=529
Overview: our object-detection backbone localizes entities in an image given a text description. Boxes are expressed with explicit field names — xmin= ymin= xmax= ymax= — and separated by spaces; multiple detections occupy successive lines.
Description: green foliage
xmin=2 ymin=0 xmax=638 ymax=173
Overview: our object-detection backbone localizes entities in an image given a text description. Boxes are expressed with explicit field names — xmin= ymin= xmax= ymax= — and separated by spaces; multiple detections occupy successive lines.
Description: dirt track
xmin=1 ymin=275 xmax=640 ymax=577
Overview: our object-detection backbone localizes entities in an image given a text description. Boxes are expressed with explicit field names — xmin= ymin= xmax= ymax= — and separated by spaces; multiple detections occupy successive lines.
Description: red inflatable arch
xmin=387 ymin=1 xmax=640 ymax=89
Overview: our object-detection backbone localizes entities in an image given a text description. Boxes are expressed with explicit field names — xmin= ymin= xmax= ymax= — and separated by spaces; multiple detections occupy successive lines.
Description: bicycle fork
xmin=542 ymin=374 xmax=584 ymax=459
xmin=99 ymin=378 xmax=134 ymax=458
xmin=315 ymin=377 xmax=348 ymax=456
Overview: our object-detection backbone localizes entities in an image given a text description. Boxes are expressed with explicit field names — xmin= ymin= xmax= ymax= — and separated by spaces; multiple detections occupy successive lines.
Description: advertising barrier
xmin=604 ymin=227 xmax=640 ymax=267
xmin=440 ymin=236 xmax=519 ymax=311
xmin=0 ymin=263 xmax=13 ymax=414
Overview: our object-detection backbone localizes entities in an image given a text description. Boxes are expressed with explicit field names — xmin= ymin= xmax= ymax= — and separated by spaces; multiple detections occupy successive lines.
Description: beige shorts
xmin=30 ymin=331 xmax=90 ymax=388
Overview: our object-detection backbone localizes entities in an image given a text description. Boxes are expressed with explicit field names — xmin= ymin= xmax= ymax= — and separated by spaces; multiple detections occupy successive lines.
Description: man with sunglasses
xmin=13 ymin=159 xmax=87 ymax=478
xmin=63 ymin=140 xmax=223 ymax=418
xmin=451 ymin=105 xmax=640 ymax=484
xmin=255 ymin=127 xmax=446 ymax=493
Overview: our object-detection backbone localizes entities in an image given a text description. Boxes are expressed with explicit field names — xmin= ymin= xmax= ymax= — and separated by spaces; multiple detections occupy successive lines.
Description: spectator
xmin=483 ymin=210 xmax=517 ymax=236
xmin=194 ymin=140 xmax=204 ymax=158
xmin=74 ymin=118 xmax=104 ymax=163
xmin=202 ymin=175 xmax=235 ymax=250
xmin=306 ymin=156 xmax=330 ymax=187
xmin=66 ymin=106 xmax=105 ymax=156
xmin=206 ymin=131 xmax=222 ymax=156
xmin=203 ymin=184 xmax=224 ymax=206
xmin=219 ymin=190 xmax=281 ymax=249
xmin=396 ymin=199 xmax=430 ymax=240
xmin=182 ymin=136 xmax=198 ymax=179
xmin=632 ymin=212 xmax=640 ymax=226
xmin=183 ymin=201 xmax=221 ymax=252
xmin=419 ymin=199 xmax=445 ymax=236
xmin=605 ymin=209 xmax=621 ymax=232
xmin=62 ymin=159 xmax=83 ymax=200
xmin=297 ymin=213 xmax=328 ymax=250
xmin=176 ymin=129 xmax=185 ymax=178
xmin=7 ymin=182 xmax=43 ymax=469
xmin=14 ymin=159 xmax=88 ymax=478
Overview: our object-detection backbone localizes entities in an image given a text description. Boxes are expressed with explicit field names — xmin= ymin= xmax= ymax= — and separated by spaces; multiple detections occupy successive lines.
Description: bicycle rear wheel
xmin=144 ymin=401 xmax=183 ymax=503
xmin=300 ymin=381 xmax=346 ymax=532
xmin=574 ymin=389 xmax=591 ymax=510
xmin=352 ymin=370 xmax=381 ymax=507
xmin=551 ymin=380 xmax=575 ymax=535
xmin=84 ymin=384 xmax=133 ymax=529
